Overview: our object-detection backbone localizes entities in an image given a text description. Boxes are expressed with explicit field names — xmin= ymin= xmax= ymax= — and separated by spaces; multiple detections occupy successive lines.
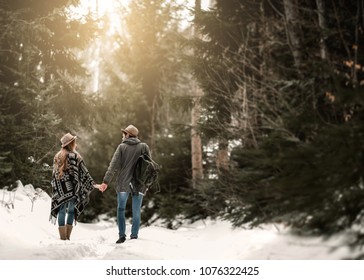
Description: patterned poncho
xmin=50 ymin=152 xmax=95 ymax=224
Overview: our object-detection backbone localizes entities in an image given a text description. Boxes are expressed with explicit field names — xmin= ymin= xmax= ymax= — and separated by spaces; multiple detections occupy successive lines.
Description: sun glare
xmin=66 ymin=0 xmax=212 ymax=93
xmin=67 ymin=0 xmax=129 ymax=18
xmin=67 ymin=0 xmax=129 ymax=36
xmin=67 ymin=0 xmax=211 ymax=21
xmin=67 ymin=0 xmax=212 ymax=35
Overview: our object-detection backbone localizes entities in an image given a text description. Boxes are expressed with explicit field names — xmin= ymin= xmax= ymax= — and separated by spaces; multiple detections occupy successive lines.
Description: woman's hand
xmin=94 ymin=184 xmax=102 ymax=190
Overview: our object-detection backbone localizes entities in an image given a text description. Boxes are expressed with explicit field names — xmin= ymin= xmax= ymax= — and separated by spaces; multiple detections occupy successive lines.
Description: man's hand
xmin=100 ymin=183 xmax=108 ymax=192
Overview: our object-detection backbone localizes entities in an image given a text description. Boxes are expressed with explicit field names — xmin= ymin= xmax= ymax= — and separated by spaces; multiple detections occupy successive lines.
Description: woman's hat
xmin=60 ymin=133 xmax=77 ymax=148
xmin=121 ymin=125 xmax=139 ymax=137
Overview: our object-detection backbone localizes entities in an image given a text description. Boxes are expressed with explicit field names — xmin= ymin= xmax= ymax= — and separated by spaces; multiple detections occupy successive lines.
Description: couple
xmin=50 ymin=125 xmax=151 ymax=244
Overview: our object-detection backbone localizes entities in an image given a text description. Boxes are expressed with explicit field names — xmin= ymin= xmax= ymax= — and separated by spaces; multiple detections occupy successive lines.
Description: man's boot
xmin=58 ymin=226 xmax=67 ymax=240
xmin=66 ymin=224 xmax=73 ymax=240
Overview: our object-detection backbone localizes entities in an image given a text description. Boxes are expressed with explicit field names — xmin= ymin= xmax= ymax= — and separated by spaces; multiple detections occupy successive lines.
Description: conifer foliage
xmin=0 ymin=0 xmax=95 ymax=189
xmin=192 ymin=0 xmax=364 ymax=245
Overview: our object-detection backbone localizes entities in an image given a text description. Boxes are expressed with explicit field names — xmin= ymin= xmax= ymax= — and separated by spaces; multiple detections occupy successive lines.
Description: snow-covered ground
xmin=2 ymin=182 xmax=364 ymax=280
xmin=0 ymin=181 xmax=361 ymax=261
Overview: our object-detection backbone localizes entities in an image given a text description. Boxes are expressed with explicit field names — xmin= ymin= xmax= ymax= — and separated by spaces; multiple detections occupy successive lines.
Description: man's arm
xmin=101 ymin=144 xmax=122 ymax=192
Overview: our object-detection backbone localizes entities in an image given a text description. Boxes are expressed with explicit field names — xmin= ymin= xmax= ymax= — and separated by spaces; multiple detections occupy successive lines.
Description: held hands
xmin=94 ymin=183 xmax=108 ymax=192
xmin=99 ymin=183 xmax=108 ymax=193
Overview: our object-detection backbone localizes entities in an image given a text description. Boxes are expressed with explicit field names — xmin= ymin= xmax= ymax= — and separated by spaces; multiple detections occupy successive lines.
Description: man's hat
xmin=121 ymin=125 xmax=139 ymax=137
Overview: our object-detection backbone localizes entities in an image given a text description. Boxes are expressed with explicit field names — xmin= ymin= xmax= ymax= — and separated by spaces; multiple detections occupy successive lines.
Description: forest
xmin=1 ymin=0 xmax=364 ymax=250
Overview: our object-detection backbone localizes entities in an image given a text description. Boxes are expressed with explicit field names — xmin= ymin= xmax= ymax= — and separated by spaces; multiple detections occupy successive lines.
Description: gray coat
xmin=103 ymin=137 xmax=150 ymax=192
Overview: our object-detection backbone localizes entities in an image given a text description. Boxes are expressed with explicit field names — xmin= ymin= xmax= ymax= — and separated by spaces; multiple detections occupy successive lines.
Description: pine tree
xmin=80 ymin=0 xmax=196 ymax=222
xmin=192 ymin=0 xmax=364 ymax=250
xmin=0 ymin=1 xmax=95 ymax=189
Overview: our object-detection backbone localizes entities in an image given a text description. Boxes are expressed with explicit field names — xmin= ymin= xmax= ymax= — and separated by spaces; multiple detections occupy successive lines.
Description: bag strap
xmin=138 ymin=142 xmax=148 ymax=155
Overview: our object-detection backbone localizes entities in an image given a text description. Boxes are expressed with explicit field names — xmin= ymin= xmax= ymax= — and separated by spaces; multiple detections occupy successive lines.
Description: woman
xmin=50 ymin=133 xmax=99 ymax=240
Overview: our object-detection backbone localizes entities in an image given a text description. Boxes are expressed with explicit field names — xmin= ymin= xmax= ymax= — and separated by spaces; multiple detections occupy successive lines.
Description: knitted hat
xmin=121 ymin=125 xmax=139 ymax=137
xmin=60 ymin=133 xmax=77 ymax=148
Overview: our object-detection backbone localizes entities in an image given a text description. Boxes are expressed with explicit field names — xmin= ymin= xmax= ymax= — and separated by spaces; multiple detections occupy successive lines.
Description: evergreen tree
xmin=0 ymin=0 xmax=95 ymax=189
xmin=192 ymin=0 xmax=364 ymax=250
xmin=81 ymin=0 xmax=196 ymax=222
xmin=118 ymin=0 xmax=189 ymax=152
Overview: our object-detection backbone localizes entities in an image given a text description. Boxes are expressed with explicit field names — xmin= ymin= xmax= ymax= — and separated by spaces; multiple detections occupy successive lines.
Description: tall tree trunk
xmin=150 ymin=95 xmax=157 ymax=155
xmin=191 ymin=84 xmax=203 ymax=182
xmin=353 ymin=0 xmax=360 ymax=84
xmin=191 ymin=0 xmax=203 ymax=186
xmin=216 ymin=139 xmax=229 ymax=173
xmin=283 ymin=0 xmax=303 ymax=69
xmin=316 ymin=0 xmax=328 ymax=60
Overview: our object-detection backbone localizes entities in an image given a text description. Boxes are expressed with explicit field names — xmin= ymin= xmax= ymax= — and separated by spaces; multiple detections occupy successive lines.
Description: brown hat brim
xmin=121 ymin=129 xmax=136 ymax=137
xmin=61 ymin=136 xmax=77 ymax=148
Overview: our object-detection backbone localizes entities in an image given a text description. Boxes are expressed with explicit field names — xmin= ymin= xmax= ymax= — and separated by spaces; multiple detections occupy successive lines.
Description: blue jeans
xmin=57 ymin=198 xmax=75 ymax=226
xmin=117 ymin=192 xmax=144 ymax=238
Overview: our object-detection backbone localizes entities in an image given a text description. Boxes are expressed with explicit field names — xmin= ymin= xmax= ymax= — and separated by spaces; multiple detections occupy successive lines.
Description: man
xmin=100 ymin=125 xmax=151 ymax=243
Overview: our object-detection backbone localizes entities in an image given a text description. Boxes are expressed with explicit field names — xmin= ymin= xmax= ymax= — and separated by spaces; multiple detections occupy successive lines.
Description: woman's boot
xmin=58 ymin=226 xmax=67 ymax=240
xmin=66 ymin=224 xmax=73 ymax=240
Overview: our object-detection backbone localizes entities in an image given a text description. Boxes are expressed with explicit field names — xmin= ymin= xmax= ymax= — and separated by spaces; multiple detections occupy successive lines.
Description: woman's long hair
xmin=54 ymin=141 xmax=76 ymax=178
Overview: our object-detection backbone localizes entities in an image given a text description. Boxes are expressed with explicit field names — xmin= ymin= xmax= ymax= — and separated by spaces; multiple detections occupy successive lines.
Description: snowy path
xmin=1 ymin=216 xmax=355 ymax=260
xmin=0 ymin=183 xmax=361 ymax=260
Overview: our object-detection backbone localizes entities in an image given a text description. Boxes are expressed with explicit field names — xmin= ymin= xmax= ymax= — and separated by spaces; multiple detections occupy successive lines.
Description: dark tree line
xmin=190 ymin=0 xmax=364 ymax=251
